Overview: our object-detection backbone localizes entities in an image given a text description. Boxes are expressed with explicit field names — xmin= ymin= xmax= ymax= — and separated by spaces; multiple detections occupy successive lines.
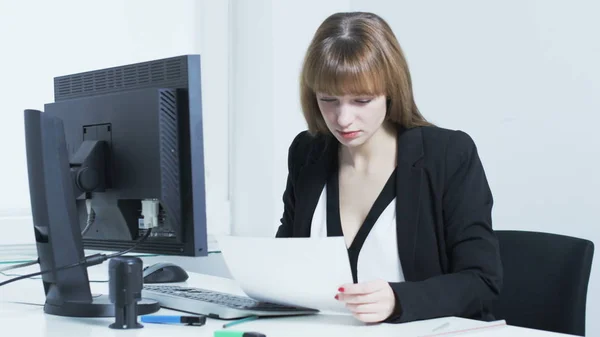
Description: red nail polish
xmin=334 ymin=294 xmax=339 ymax=300
xmin=338 ymin=287 xmax=345 ymax=292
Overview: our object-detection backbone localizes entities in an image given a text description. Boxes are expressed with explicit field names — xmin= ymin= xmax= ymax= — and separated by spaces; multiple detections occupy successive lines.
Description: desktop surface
xmin=0 ymin=259 xmax=575 ymax=337
xmin=0 ymin=305 xmax=572 ymax=337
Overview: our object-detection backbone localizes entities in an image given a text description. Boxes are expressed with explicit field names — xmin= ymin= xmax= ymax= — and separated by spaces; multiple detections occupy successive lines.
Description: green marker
xmin=213 ymin=331 xmax=266 ymax=337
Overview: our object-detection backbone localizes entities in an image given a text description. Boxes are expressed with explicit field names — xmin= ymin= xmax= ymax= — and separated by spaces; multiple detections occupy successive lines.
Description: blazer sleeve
xmin=275 ymin=132 xmax=305 ymax=238
xmin=386 ymin=130 xmax=503 ymax=323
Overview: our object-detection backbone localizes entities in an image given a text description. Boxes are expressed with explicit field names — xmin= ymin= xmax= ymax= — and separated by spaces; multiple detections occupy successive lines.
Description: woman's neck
xmin=339 ymin=122 xmax=398 ymax=175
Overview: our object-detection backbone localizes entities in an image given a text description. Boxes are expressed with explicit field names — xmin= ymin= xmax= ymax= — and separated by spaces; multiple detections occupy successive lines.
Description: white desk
xmin=0 ymin=261 xmax=574 ymax=337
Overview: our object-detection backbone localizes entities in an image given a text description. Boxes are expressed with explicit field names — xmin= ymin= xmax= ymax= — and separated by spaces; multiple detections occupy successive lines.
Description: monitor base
xmin=43 ymin=295 xmax=160 ymax=317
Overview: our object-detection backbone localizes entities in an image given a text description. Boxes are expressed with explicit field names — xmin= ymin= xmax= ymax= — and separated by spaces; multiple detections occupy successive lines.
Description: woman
xmin=275 ymin=12 xmax=503 ymax=324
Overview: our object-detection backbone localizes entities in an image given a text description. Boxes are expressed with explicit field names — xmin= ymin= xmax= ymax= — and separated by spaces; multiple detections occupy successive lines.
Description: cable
xmin=81 ymin=208 xmax=95 ymax=236
xmin=0 ymin=228 xmax=152 ymax=288
xmin=0 ymin=271 xmax=108 ymax=283
xmin=0 ymin=260 xmax=38 ymax=273
xmin=0 ymin=259 xmax=85 ymax=287
xmin=105 ymin=228 xmax=152 ymax=258
xmin=81 ymin=199 xmax=95 ymax=236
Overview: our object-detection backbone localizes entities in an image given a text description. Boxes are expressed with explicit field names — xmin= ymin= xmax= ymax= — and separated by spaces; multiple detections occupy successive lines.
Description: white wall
xmin=229 ymin=0 xmax=351 ymax=235
xmin=229 ymin=0 xmax=600 ymax=335
xmin=0 ymin=0 xmax=232 ymax=242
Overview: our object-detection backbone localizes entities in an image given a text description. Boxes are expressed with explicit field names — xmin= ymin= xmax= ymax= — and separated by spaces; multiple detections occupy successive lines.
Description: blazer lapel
xmin=291 ymin=126 xmax=425 ymax=281
xmin=395 ymin=126 xmax=424 ymax=282
xmin=293 ymin=135 xmax=337 ymax=237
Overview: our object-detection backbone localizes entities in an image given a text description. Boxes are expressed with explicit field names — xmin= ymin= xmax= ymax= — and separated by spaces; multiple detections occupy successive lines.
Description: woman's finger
xmin=336 ymin=290 xmax=382 ymax=304
xmin=352 ymin=312 xmax=387 ymax=323
xmin=345 ymin=301 xmax=385 ymax=314
xmin=337 ymin=287 xmax=389 ymax=304
xmin=338 ymin=279 xmax=388 ymax=295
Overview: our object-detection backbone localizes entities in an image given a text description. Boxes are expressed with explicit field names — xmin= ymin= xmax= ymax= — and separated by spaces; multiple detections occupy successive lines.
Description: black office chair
xmin=492 ymin=230 xmax=594 ymax=336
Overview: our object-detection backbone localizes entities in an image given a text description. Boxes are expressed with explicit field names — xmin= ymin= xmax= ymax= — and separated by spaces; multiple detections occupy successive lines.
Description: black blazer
xmin=275 ymin=125 xmax=503 ymax=323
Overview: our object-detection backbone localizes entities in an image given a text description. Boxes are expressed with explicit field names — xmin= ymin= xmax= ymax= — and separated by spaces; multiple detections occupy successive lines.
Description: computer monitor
xmin=23 ymin=109 xmax=160 ymax=317
xmin=42 ymin=55 xmax=208 ymax=257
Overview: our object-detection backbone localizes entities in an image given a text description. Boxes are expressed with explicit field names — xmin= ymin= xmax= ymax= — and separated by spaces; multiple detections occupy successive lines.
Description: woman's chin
xmin=336 ymin=134 xmax=366 ymax=147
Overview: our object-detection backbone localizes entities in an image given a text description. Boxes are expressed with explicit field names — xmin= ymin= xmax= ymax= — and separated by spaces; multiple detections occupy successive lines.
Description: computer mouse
xmin=143 ymin=262 xmax=189 ymax=284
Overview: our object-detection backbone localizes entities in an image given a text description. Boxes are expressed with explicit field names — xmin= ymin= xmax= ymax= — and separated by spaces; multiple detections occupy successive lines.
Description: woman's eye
xmin=318 ymin=97 xmax=371 ymax=103
xmin=319 ymin=98 xmax=337 ymax=102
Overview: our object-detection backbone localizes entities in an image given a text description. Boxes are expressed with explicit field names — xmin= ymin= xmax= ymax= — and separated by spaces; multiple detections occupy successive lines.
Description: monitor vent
xmin=82 ymin=239 xmax=190 ymax=255
xmin=158 ymin=89 xmax=182 ymax=229
xmin=54 ymin=56 xmax=188 ymax=101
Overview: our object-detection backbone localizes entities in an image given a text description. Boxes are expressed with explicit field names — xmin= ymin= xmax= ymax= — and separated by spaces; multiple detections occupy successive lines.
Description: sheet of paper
xmin=216 ymin=235 xmax=354 ymax=313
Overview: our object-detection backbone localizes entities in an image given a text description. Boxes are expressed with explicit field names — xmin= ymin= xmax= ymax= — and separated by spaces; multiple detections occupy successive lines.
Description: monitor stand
xmin=43 ymin=295 xmax=160 ymax=317
xmin=23 ymin=109 xmax=160 ymax=318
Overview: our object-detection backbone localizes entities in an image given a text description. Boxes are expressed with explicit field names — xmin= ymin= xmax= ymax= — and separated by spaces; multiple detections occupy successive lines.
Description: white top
xmin=310 ymin=185 xmax=406 ymax=283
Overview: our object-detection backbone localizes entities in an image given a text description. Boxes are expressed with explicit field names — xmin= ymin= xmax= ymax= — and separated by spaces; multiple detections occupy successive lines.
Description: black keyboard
xmin=142 ymin=285 xmax=319 ymax=319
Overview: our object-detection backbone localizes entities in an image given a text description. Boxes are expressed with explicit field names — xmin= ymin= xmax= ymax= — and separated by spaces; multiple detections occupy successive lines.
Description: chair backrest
xmin=492 ymin=230 xmax=594 ymax=336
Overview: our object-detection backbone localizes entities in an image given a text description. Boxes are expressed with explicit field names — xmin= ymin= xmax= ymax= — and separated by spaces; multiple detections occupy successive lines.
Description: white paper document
xmin=216 ymin=235 xmax=354 ymax=313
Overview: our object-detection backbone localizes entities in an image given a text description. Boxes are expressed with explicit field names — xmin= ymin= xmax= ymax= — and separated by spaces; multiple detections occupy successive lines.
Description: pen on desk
xmin=423 ymin=320 xmax=506 ymax=337
xmin=214 ymin=331 xmax=266 ymax=337
xmin=141 ymin=315 xmax=206 ymax=326
xmin=431 ymin=322 xmax=449 ymax=332
xmin=222 ymin=315 xmax=259 ymax=328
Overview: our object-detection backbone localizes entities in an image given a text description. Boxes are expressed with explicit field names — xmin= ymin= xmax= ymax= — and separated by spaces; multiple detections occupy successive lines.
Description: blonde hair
xmin=300 ymin=12 xmax=432 ymax=135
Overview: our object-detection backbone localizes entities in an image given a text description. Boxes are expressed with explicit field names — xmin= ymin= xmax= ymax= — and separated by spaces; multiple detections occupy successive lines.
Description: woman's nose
xmin=336 ymin=106 xmax=354 ymax=129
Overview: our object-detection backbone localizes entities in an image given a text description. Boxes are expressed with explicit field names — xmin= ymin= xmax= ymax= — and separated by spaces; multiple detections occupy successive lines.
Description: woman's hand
xmin=335 ymin=279 xmax=397 ymax=323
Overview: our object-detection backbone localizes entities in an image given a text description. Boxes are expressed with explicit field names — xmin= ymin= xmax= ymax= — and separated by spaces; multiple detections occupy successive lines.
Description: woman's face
xmin=316 ymin=93 xmax=388 ymax=147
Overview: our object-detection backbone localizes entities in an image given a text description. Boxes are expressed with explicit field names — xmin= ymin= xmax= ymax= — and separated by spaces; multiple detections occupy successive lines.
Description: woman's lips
xmin=338 ymin=130 xmax=361 ymax=139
